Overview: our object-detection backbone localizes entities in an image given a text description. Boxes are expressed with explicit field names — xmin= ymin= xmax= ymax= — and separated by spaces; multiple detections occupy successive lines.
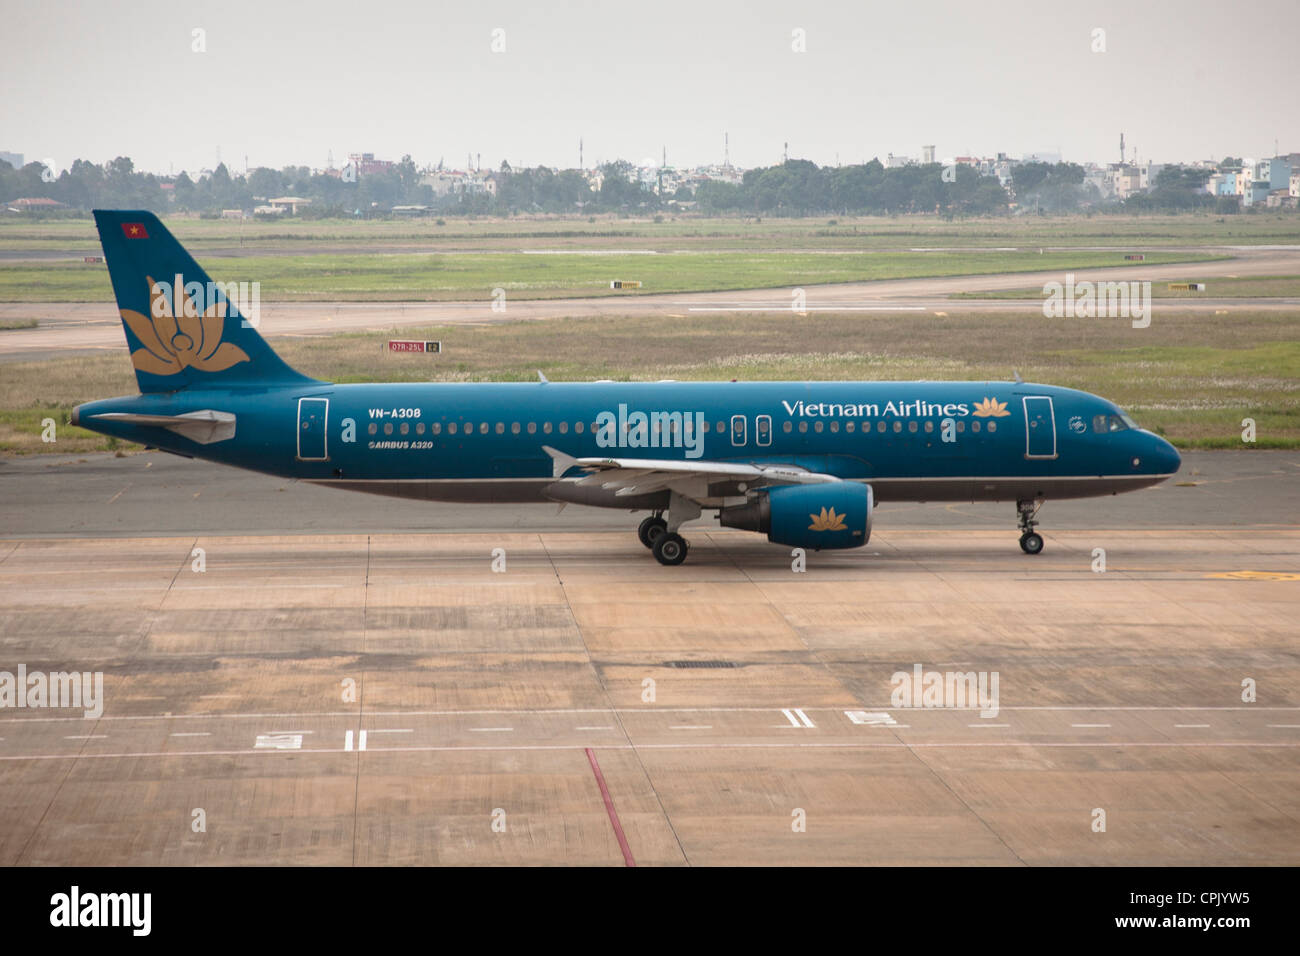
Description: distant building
xmin=349 ymin=153 xmax=394 ymax=177
xmin=4 ymin=197 xmax=69 ymax=212
xmin=266 ymin=196 xmax=311 ymax=214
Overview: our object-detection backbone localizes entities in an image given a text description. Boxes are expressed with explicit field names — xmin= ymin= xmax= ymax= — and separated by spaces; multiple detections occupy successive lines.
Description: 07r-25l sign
xmin=389 ymin=340 xmax=442 ymax=354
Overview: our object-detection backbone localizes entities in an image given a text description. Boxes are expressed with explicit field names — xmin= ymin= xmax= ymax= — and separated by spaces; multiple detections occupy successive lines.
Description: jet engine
xmin=719 ymin=482 xmax=872 ymax=550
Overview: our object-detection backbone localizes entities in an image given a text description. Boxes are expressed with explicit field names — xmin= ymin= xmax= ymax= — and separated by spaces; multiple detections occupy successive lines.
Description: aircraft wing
xmin=541 ymin=445 xmax=841 ymax=498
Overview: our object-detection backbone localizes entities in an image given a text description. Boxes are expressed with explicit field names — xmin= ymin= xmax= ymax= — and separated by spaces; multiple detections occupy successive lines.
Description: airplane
xmin=72 ymin=210 xmax=1182 ymax=565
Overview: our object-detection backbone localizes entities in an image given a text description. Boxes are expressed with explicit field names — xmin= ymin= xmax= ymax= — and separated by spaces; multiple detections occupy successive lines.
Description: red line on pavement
xmin=585 ymin=747 xmax=635 ymax=867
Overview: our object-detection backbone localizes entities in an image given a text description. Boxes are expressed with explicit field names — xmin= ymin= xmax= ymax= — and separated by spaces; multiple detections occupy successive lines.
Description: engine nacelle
xmin=720 ymin=482 xmax=872 ymax=550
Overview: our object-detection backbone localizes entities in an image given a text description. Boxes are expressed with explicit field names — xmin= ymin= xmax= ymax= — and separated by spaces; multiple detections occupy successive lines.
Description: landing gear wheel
xmin=1019 ymin=531 xmax=1044 ymax=555
xmin=652 ymin=532 xmax=689 ymax=566
xmin=637 ymin=515 xmax=668 ymax=550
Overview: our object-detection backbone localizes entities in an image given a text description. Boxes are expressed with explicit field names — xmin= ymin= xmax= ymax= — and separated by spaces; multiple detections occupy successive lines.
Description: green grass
xmin=3 ymin=211 xmax=1299 ymax=250
xmin=0 ymin=318 xmax=37 ymax=330
xmin=0 ymin=249 xmax=1224 ymax=302
xmin=2 ymin=307 xmax=1294 ymax=454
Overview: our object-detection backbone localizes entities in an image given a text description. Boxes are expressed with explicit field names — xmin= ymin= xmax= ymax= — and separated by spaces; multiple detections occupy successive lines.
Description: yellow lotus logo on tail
xmin=972 ymin=397 xmax=1010 ymax=418
xmin=808 ymin=507 xmax=848 ymax=532
xmin=122 ymin=276 xmax=250 ymax=376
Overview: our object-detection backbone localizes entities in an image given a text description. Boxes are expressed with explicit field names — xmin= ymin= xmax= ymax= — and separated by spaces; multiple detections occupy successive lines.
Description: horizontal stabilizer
xmin=89 ymin=409 xmax=236 ymax=444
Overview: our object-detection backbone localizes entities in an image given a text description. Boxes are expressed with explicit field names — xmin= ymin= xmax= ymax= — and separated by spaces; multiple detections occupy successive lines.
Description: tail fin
xmin=93 ymin=210 xmax=318 ymax=393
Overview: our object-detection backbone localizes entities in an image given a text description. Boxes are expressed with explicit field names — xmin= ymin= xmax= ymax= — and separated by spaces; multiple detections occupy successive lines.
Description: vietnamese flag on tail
xmin=121 ymin=222 xmax=149 ymax=239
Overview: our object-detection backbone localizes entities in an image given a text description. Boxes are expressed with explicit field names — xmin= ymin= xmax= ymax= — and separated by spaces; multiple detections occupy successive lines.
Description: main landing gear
xmin=1017 ymin=499 xmax=1044 ymax=555
xmin=641 ymin=493 xmax=701 ymax=566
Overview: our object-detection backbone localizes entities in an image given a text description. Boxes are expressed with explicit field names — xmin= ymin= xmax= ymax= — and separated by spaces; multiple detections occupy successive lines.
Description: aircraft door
xmin=297 ymin=397 xmax=329 ymax=461
xmin=1022 ymin=396 xmax=1056 ymax=459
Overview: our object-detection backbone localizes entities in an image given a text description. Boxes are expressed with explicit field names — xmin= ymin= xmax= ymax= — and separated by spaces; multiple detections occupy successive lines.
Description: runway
xmin=2 ymin=247 xmax=1297 ymax=363
xmin=1 ymin=451 xmax=1298 ymax=865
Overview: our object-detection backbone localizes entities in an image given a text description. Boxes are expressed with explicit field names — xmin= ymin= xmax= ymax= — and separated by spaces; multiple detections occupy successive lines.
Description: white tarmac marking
xmin=254 ymin=734 xmax=302 ymax=750
xmin=1071 ymin=723 xmax=1112 ymax=728
xmin=782 ymin=709 xmax=816 ymax=728
xmin=169 ymin=732 xmax=211 ymax=737
xmin=3 ymin=741 xmax=1298 ymax=762
xmin=344 ymin=730 xmax=353 ymax=751
xmin=369 ymin=728 xmax=413 ymax=734
xmin=669 ymin=725 xmax=712 ymax=730
xmin=4 ymin=704 xmax=1297 ymax=725
xmin=1266 ymin=724 xmax=1300 ymax=728
xmin=64 ymin=734 xmax=106 ymax=740
xmin=469 ymin=727 xmax=514 ymax=732
xmin=1175 ymin=724 xmax=1211 ymax=728
xmin=359 ymin=730 xmax=367 ymax=750
xmin=575 ymin=726 xmax=613 ymax=731
xmin=969 ymin=724 xmax=1010 ymax=728
xmin=689 ymin=306 xmax=926 ymax=312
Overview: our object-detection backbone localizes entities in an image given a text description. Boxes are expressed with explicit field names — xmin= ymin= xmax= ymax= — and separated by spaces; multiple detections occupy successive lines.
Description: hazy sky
xmin=3 ymin=0 xmax=1298 ymax=175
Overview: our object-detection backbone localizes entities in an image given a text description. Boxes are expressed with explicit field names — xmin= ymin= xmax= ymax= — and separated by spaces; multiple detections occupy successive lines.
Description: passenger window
xmin=892 ymin=421 xmax=902 ymax=433
xmin=416 ymin=422 xmax=425 ymax=435
xmin=543 ymin=422 xmax=551 ymax=434
xmin=908 ymin=421 xmax=917 ymax=433
xmin=400 ymin=423 xmax=409 ymax=435
xmin=480 ymin=422 xmax=489 ymax=434
xmin=432 ymin=423 xmax=441 ymax=435
xmin=972 ymin=421 xmax=980 ymax=433
xmin=814 ymin=421 xmax=823 ymax=433
xmin=783 ymin=421 xmax=792 ymax=433
xmin=846 ymin=421 xmax=855 ymax=433
xmin=799 ymin=421 xmax=808 ymax=433
xmin=876 ymin=421 xmax=885 ymax=433
xmin=558 ymin=422 xmax=568 ymax=434
xmin=829 ymin=421 xmax=839 ymax=433
xmin=384 ymin=423 xmax=393 ymax=435
xmin=987 ymin=421 xmax=996 ymax=433
xmin=576 ymin=422 xmax=584 ymax=434
xmin=495 ymin=423 xmax=505 ymax=434
xmin=924 ymin=420 xmax=933 ymax=433
xmin=957 ymin=421 xmax=965 ymax=433
xmin=449 ymin=422 xmax=458 ymax=435
xmin=368 ymin=423 xmax=377 ymax=435
xmin=526 ymin=422 xmax=535 ymax=434
xmin=701 ymin=420 xmax=711 ymax=433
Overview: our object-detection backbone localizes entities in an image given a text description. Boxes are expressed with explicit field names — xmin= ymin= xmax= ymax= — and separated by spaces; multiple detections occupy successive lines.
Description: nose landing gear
xmin=1017 ymin=499 xmax=1044 ymax=554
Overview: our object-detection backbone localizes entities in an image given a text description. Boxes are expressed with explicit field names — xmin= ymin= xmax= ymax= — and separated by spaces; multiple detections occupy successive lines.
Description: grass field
xmin=0 ymin=249 xmax=1223 ymax=302
xmin=3 ymin=212 xmax=1298 ymax=251
xmin=3 ymin=307 xmax=1294 ymax=454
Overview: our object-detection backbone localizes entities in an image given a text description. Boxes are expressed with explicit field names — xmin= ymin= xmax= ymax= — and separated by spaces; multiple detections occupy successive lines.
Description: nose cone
xmin=1147 ymin=433 xmax=1181 ymax=476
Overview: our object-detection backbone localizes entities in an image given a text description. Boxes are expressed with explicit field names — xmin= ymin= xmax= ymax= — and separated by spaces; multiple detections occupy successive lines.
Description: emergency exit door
xmin=297 ymin=398 xmax=329 ymax=461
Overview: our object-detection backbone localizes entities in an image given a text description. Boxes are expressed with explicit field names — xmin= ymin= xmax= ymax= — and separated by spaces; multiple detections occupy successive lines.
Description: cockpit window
xmin=1092 ymin=414 xmax=1130 ymax=433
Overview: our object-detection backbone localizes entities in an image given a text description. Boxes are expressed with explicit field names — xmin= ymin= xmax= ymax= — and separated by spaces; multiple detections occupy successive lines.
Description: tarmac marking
xmin=369 ymin=728 xmax=413 ymax=734
xmin=575 ymin=726 xmax=613 ymax=731
xmin=469 ymin=727 xmax=514 ymax=732
xmin=1071 ymin=723 xmax=1112 ymax=728
xmin=3 ymin=705 xmax=1299 ymax=725
xmin=63 ymin=734 xmax=105 ymax=740
xmin=3 ymin=741 xmax=1300 ymax=762
xmin=169 ymin=732 xmax=210 ymax=737
xmin=585 ymin=748 xmax=635 ymax=868
xmin=782 ymin=708 xmax=816 ymax=728
xmin=1175 ymin=724 xmax=1211 ymax=728
xmin=669 ymin=725 xmax=713 ymax=730
xmin=1266 ymin=724 xmax=1300 ymax=729
xmin=969 ymin=724 xmax=1010 ymax=728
